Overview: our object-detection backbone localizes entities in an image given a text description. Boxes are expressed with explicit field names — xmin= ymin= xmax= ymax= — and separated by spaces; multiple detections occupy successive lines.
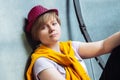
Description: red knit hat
xmin=26 ymin=5 xmax=58 ymax=33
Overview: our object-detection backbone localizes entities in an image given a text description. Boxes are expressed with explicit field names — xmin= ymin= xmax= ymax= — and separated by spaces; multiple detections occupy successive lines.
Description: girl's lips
xmin=50 ymin=33 xmax=58 ymax=37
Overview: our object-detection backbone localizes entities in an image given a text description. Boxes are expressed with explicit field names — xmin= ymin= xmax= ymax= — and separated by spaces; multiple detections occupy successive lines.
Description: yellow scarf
xmin=26 ymin=41 xmax=91 ymax=80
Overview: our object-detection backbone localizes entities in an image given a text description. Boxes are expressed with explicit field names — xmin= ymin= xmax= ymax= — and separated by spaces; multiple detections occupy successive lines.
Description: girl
xmin=25 ymin=5 xmax=120 ymax=80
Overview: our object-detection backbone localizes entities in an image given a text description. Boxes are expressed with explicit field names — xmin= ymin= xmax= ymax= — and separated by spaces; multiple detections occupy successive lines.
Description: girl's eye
xmin=52 ymin=22 xmax=57 ymax=26
xmin=40 ymin=26 xmax=46 ymax=30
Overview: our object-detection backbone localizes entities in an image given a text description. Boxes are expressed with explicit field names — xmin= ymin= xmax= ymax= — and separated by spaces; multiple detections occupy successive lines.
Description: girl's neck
xmin=42 ymin=41 xmax=61 ymax=52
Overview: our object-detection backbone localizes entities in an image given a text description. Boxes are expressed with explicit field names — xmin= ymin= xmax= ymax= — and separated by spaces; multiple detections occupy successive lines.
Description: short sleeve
xmin=72 ymin=41 xmax=82 ymax=60
xmin=72 ymin=41 xmax=88 ymax=73
xmin=33 ymin=57 xmax=55 ymax=80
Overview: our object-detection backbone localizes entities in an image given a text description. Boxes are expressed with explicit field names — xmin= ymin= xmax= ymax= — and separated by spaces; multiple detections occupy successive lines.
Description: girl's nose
xmin=49 ymin=25 xmax=55 ymax=33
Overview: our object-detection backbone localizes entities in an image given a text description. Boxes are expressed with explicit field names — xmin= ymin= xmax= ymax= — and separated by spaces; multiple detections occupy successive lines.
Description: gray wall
xmin=0 ymin=0 xmax=120 ymax=80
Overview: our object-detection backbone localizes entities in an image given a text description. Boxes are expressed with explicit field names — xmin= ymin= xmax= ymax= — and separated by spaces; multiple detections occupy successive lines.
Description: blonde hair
xmin=31 ymin=11 xmax=61 ymax=41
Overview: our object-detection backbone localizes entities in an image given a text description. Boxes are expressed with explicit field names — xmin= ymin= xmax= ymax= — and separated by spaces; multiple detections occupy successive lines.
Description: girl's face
xmin=37 ymin=17 xmax=61 ymax=46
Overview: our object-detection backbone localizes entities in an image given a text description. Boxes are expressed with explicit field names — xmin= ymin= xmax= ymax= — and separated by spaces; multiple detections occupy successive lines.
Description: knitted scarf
xmin=26 ymin=41 xmax=91 ymax=80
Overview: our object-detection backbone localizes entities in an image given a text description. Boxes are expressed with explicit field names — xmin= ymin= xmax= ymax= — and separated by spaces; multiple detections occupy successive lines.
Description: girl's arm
xmin=38 ymin=68 xmax=66 ymax=80
xmin=78 ymin=32 xmax=120 ymax=59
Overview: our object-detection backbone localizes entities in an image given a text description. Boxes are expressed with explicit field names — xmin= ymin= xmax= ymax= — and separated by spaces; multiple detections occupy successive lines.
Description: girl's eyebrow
xmin=51 ymin=19 xmax=57 ymax=22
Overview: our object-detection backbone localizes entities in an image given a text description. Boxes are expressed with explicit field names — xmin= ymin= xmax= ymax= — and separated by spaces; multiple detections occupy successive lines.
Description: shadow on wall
xmin=21 ymin=33 xmax=32 ymax=80
xmin=21 ymin=18 xmax=39 ymax=80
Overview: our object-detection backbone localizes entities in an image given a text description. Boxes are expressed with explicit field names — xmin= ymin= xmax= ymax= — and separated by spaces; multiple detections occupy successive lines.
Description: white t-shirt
xmin=33 ymin=41 xmax=87 ymax=80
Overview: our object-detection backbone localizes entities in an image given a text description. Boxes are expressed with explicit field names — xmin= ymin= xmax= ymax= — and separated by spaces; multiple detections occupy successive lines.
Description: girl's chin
xmin=51 ymin=37 xmax=60 ymax=41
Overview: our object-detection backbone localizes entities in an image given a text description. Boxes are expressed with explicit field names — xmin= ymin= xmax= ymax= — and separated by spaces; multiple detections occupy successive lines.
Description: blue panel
xmin=0 ymin=0 xmax=119 ymax=80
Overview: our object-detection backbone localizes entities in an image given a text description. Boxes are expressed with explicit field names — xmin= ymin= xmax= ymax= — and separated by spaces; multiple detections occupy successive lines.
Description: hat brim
xmin=42 ymin=9 xmax=58 ymax=16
